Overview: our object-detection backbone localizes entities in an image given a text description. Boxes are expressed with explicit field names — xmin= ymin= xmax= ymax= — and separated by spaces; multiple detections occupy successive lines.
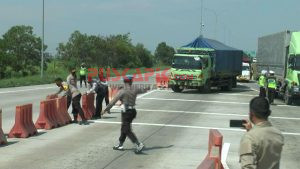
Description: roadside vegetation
xmin=0 ymin=25 xmax=174 ymax=88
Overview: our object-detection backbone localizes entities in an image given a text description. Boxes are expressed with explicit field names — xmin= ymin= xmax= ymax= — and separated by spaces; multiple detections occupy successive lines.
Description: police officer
xmin=79 ymin=63 xmax=87 ymax=88
xmin=240 ymin=97 xmax=284 ymax=169
xmin=54 ymin=78 xmax=72 ymax=109
xmin=266 ymin=70 xmax=276 ymax=104
xmin=86 ymin=76 xmax=110 ymax=119
xmin=102 ymin=75 xmax=149 ymax=153
xmin=258 ymin=70 xmax=267 ymax=97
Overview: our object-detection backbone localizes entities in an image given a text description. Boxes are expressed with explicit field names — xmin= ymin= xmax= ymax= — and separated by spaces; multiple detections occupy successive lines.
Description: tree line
xmin=0 ymin=25 xmax=175 ymax=79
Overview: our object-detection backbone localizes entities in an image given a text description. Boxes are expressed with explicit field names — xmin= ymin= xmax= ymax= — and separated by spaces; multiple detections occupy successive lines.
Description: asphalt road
xmin=0 ymin=79 xmax=300 ymax=169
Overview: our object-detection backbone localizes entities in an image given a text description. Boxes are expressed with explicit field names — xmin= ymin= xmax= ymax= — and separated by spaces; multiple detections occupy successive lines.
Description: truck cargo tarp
xmin=182 ymin=37 xmax=243 ymax=76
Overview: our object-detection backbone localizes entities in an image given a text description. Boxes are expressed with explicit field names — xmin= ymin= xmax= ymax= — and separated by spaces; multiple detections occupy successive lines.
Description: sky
xmin=0 ymin=0 xmax=299 ymax=55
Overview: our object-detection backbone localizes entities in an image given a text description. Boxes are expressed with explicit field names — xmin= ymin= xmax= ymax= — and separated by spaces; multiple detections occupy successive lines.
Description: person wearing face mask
xmin=240 ymin=97 xmax=284 ymax=169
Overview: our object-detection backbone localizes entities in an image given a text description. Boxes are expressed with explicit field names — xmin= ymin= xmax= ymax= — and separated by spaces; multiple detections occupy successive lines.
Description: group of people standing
xmin=258 ymin=70 xmax=277 ymax=104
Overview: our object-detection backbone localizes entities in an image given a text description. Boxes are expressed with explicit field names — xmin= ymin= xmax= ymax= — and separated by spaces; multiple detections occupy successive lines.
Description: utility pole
xmin=200 ymin=0 xmax=204 ymax=37
xmin=41 ymin=0 xmax=45 ymax=78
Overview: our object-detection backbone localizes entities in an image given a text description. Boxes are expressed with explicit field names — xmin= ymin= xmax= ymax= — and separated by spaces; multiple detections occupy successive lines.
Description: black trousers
xmin=119 ymin=109 xmax=138 ymax=144
xmin=80 ymin=75 xmax=87 ymax=87
xmin=259 ymin=87 xmax=266 ymax=97
xmin=71 ymin=94 xmax=86 ymax=120
xmin=268 ymin=88 xmax=275 ymax=104
xmin=67 ymin=95 xmax=72 ymax=109
xmin=94 ymin=89 xmax=109 ymax=117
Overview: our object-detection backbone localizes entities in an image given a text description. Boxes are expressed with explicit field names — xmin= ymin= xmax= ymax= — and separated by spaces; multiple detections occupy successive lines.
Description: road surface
xmin=0 ymin=80 xmax=299 ymax=169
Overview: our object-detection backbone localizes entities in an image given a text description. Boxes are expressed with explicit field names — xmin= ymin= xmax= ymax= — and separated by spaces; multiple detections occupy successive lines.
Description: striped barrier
xmin=56 ymin=96 xmax=72 ymax=124
xmin=197 ymin=129 xmax=223 ymax=169
xmin=8 ymin=104 xmax=38 ymax=138
xmin=78 ymin=93 xmax=95 ymax=121
xmin=0 ymin=109 xmax=7 ymax=144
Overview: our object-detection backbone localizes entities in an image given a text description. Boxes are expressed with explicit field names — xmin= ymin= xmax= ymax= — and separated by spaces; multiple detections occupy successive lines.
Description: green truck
xmin=168 ymin=37 xmax=243 ymax=93
xmin=256 ymin=30 xmax=300 ymax=105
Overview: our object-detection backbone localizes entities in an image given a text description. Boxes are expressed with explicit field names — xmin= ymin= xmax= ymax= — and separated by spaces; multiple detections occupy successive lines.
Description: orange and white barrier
xmin=197 ymin=129 xmax=224 ymax=169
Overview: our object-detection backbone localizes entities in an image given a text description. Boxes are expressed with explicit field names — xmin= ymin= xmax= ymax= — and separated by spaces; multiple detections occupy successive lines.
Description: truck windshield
xmin=172 ymin=56 xmax=202 ymax=69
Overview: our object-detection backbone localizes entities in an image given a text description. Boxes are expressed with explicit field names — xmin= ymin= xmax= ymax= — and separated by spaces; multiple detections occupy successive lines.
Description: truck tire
xmin=202 ymin=80 xmax=211 ymax=93
xmin=172 ymin=85 xmax=183 ymax=93
xmin=221 ymin=79 xmax=233 ymax=91
xmin=284 ymin=90 xmax=293 ymax=105
xmin=232 ymin=77 xmax=237 ymax=88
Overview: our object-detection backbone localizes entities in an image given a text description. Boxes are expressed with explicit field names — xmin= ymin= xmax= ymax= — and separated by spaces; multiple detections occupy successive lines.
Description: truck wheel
xmin=232 ymin=77 xmax=237 ymax=88
xmin=172 ymin=85 xmax=183 ymax=93
xmin=221 ymin=79 xmax=233 ymax=91
xmin=284 ymin=90 xmax=293 ymax=105
xmin=202 ymin=80 xmax=211 ymax=93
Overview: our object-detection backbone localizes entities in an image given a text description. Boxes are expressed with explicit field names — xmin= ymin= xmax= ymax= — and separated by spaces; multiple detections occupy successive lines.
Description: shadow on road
xmin=0 ymin=141 xmax=18 ymax=147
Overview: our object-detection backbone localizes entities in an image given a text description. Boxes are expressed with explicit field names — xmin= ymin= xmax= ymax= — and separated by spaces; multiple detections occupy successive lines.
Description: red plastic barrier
xmin=0 ymin=109 xmax=7 ymax=144
xmin=8 ymin=104 xmax=38 ymax=138
xmin=46 ymin=94 xmax=58 ymax=100
xmin=197 ymin=129 xmax=223 ymax=169
xmin=56 ymin=96 xmax=72 ymax=124
xmin=197 ymin=156 xmax=215 ymax=169
xmin=156 ymin=76 xmax=169 ymax=88
xmin=35 ymin=99 xmax=60 ymax=130
xmin=78 ymin=93 xmax=95 ymax=120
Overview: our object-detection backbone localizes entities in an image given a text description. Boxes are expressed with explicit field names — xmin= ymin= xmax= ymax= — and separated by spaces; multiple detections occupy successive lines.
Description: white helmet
xmin=261 ymin=70 xmax=267 ymax=75
xmin=269 ymin=70 xmax=275 ymax=75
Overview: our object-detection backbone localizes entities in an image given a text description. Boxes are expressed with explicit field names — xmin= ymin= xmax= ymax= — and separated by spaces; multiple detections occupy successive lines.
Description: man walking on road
xmin=240 ymin=97 xmax=284 ymax=169
xmin=258 ymin=70 xmax=267 ymax=97
xmin=102 ymin=75 xmax=149 ymax=154
xmin=86 ymin=76 xmax=110 ymax=119
xmin=79 ymin=63 xmax=87 ymax=88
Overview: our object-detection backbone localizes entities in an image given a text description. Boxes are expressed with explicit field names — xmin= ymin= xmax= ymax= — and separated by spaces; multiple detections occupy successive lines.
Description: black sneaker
xmin=79 ymin=120 xmax=89 ymax=125
xmin=113 ymin=145 xmax=124 ymax=151
xmin=92 ymin=116 xmax=101 ymax=120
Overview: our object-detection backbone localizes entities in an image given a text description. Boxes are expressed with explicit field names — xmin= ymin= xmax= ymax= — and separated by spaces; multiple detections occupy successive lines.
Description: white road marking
xmin=217 ymin=93 xmax=257 ymax=97
xmin=221 ymin=143 xmax=231 ymax=169
xmin=137 ymin=90 xmax=157 ymax=99
xmin=250 ymin=88 xmax=259 ymax=92
xmin=91 ymin=120 xmax=300 ymax=136
xmin=110 ymin=108 xmax=300 ymax=121
xmin=141 ymin=97 xmax=249 ymax=105
xmin=0 ymin=86 xmax=56 ymax=94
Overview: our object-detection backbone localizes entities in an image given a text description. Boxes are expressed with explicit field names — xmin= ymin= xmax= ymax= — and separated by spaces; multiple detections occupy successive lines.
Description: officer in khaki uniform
xmin=240 ymin=97 xmax=284 ymax=169
xmin=102 ymin=75 xmax=150 ymax=154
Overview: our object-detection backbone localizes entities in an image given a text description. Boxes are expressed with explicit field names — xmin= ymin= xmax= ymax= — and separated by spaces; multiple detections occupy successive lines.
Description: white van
xmin=237 ymin=62 xmax=250 ymax=82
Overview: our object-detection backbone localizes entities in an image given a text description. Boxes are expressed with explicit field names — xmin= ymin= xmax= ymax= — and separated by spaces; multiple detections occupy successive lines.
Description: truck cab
xmin=168 ymin=48 xmax=212 ymax=92
xmin=285 ymin=32 xmax=300 ymax=104
xmin=237 ymin=62 xmax=251 ymax=82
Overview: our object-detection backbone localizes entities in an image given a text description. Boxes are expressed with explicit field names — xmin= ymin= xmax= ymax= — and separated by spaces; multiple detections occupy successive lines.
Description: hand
xmin=242 ymin=120 xmax=252 ymax=132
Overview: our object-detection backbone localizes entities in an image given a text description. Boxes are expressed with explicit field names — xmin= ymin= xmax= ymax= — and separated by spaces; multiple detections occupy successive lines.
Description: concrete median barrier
xmin=8 ymin=104 xmax=38 ymax=138
xmin=197 ymin=129 xmax=224 ymax=169
xmin=0 ymin=109 xmax=7 ymax=144
xmin=35 ymin=99 xmax=60 ymax=130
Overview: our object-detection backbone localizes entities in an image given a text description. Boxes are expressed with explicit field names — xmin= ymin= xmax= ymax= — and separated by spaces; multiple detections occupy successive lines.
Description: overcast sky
xmin=1 ymin=0 xmax=299 ymax=54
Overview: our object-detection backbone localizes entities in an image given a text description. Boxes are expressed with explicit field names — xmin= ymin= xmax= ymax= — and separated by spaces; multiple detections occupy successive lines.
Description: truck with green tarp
xmin=168 ymin=37 xmax=243 ymax=93
xmin=256 ymin=30 xmax=300 ymax=105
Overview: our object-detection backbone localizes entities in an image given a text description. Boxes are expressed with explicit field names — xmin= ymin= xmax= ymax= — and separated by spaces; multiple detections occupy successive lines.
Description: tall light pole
xmin=200 ymin=0 xmax=204 ymax=37
xmin=204 ymin=8 xmax=218 ymax=40
xmin=41 ymin=0 xmax=45 ymax=78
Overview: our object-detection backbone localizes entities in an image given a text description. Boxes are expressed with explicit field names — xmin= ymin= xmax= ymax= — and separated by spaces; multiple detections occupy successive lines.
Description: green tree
xmin=1 ymin=25 xmax=46 ymax=76
xmin=154 ymin=42 xmax=175 ymax=65
xmin=135 ymin=43 xmax=154 ymax=67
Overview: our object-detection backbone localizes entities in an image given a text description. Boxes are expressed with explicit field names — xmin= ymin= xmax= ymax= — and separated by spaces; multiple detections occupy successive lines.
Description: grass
xmin=0 ymin=65 xmax=170 ymax=88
